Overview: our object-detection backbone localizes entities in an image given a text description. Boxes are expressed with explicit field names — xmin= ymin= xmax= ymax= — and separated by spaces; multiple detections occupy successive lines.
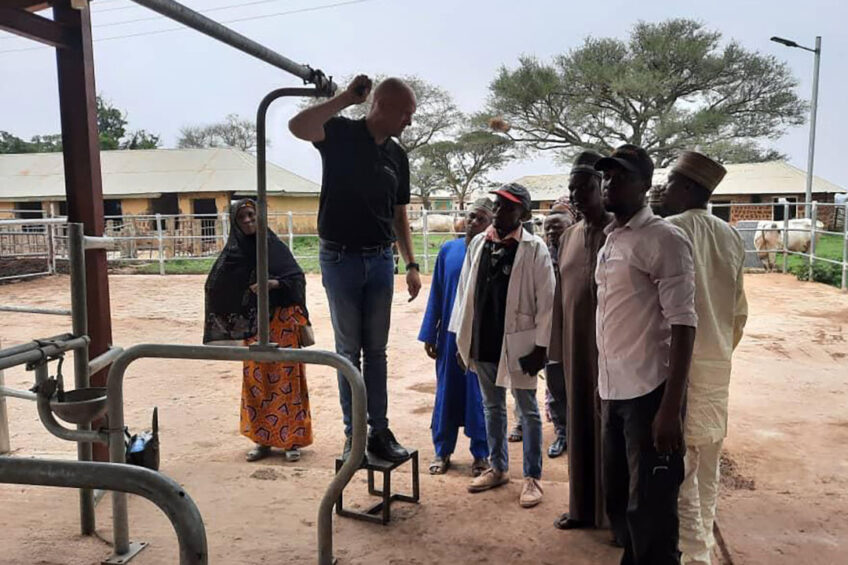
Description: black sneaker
xmin=367 ymin=428 xmax=409 ymax=463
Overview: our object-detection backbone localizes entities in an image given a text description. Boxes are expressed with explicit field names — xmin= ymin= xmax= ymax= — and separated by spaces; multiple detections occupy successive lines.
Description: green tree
xmin=420 ymin=118 xmax=516 ymax=209
xmin=0 ymin=96 xmax=159 ymax=153
xmin=488 ymin=19 xmax=806 ymax=166
xmin=96 ymin=95 xmax=127 ymax=150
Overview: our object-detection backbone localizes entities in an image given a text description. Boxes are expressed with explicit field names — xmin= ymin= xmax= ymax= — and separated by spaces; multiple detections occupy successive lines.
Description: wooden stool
xmin=334 ymin=449 xmax=419 ymax=525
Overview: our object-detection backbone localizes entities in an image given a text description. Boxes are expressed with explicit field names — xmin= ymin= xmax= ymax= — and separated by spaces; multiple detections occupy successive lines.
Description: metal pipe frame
xmin=0 ymin=336 xmax=89 ymax=372
xmin=0 ymin=305 xmax=71 ymax=316
xmin=255 ymin=87 xmax=329 ymax=344
xmin=106 ymin=344 xmax=366 ymax=565
xmin=0 ymin=456 xmax=207 ymax=565
xmin=0 ymin=334 xmax=73 ymax=360
xmin=88 ymin=346 xmax=124 ymax=378
xmin=127 ymin=0 xmax=337 ymax=94
xmin=0 ymin=385 xmax=38 ymax=401
xmin=69 ymin=223 xmax=98 ymax=533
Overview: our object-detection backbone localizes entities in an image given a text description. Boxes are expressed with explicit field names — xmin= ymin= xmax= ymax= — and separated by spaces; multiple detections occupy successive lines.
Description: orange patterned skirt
xmin=241 ymin=305 xmax=313 ymax=449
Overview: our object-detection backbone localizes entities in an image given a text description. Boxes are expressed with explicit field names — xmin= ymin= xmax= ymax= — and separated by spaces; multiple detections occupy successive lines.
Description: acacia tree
xmin=177 ymin=113 xmax=259 ymax=152
xmin=420 ymin=118 xmax=516 ymax=209
xmin=488 ymin=19 xmax=806 ymax=166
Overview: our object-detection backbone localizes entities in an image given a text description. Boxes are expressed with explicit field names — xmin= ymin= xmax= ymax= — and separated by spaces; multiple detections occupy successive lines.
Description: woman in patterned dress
xmin=204 ymin=199 xmax=313 ymax=462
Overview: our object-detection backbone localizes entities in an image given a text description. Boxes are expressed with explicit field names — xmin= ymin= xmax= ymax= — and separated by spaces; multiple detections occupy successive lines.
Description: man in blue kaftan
xmin=418 ymin=198 xmax=493 ymax=475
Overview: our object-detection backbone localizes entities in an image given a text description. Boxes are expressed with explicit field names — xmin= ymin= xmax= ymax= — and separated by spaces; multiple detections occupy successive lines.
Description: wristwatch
xmin=406 ymin=262 xmax=420 ymax=272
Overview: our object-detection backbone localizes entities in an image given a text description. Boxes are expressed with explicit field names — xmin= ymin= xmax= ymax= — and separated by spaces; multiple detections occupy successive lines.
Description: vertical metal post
xmin=156 ymin=213 xmax=165 ymax=276
xmin=0 ymin=339 xmax=9 ymax=455
xmin=707 ymin=202 xmax=713 ymax=217
xmin=422 ymin=210 xmax=429 ymax=274
xmin=221 ymin=211 xmax=229 ymax=252
xmin=809 ymin=202 xmax=818 ymax=282
xmin=841 ymin=202 xmax=848 ymax=292
xmin=255 ymin=87 xmax=328 ymax=346
xmin=46 ymin=202 xmax=56 ymax=275
xmin=68 ymin=223 xmax=95 ymax=535
xmin=782 ymin=203 xmax=790 ymax=274
xmin=804 ymin=36 xmax=822 ymax=218
xmin=287 ymin=211 xmax=294 ymax=250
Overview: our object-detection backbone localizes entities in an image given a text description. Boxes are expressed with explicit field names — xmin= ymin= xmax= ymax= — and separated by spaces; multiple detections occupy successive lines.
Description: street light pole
xmin=770 ymin=35 xmax=822 ymax=218
xmin=805 ymin=36 xmax=821 ymax=218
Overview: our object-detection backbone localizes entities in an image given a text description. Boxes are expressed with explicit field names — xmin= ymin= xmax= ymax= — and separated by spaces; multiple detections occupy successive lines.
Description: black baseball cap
xmin=490 ymin=183 xmax=532 ymax=212
xmin=594 ymin=144 xmax=654 ymax=184
xmin=571 ymin=150 xmax=604 ymax=177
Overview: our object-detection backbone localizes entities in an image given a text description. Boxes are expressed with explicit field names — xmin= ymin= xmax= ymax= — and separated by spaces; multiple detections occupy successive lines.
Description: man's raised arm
xmin=288 ymin=75 xmax=371 ymax=142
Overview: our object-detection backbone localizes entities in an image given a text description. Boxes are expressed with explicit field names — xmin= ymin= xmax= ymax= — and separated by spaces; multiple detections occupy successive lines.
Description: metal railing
xmin=708 ymin=201 xmax=848 ymax=290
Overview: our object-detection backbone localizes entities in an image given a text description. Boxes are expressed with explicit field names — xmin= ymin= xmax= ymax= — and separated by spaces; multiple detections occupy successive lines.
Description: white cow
xmin=753 ymin=221 xmax=781 ymax=272
xmin=410 ymin=213 xmax=457 ymax=233
xmin=785 ymin=218 xmax=824 ymax=253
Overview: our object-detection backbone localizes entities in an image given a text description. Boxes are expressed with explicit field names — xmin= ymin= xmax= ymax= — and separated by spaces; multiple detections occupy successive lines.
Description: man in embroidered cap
xmin=550 ymin=150 xmax=614 ymax=532
xmin=419 ymin=197 xmax=493 ymax=477
xmin=662 ymin=151 xmax=748 ymax=565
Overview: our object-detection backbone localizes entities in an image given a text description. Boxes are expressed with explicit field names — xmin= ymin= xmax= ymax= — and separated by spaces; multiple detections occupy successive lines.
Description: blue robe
xmin=418 ymin=239 xmax=488 ymax=459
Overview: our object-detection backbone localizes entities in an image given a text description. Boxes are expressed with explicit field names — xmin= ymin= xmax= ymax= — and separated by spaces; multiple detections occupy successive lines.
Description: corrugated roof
xmin=0 ymin=147 xmax=319 ymax=201
xmin=509 ymin=160 xmax=846 ymax=202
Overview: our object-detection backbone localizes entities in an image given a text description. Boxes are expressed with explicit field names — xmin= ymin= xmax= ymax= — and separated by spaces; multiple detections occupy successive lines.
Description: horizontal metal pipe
xmin=0 ymin=385 xmax=37 ymax=401
xmin=128 ymin=0 xmax=336 ymax=94
xmin=88 ymin=346 xmax=124 ymax=377
xmin=0 ymin=305 xmax=71 ymax=316
xmin=0 ymin=334 xmax=73 ymax=359
xmin=0 ymin=456 xmax=207 ymax=565
xmin=83 ymin=235 xmax=117 ymax=250
xmin=0 ymin=217 xmax=67 ymax=226
xmin=0 ymin=336 xmax=89 ymax=372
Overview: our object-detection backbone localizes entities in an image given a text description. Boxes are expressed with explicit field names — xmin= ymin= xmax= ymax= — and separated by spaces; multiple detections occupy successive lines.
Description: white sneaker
xmin=519 ymin=477 xmax=543 ymax=508
xmin=467 ymin=468 xmax=509 ymax=493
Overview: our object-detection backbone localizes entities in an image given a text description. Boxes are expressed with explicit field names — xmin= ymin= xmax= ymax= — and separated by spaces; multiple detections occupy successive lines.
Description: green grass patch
xmin=782 ymin=234 xmax=845 ymax=288
xmin=120 ymin=233 xmax=462 ymax=275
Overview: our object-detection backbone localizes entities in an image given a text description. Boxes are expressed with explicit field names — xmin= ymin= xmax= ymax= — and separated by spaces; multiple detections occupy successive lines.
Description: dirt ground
xmin=0 ymin=273 xmax=846 ymax=565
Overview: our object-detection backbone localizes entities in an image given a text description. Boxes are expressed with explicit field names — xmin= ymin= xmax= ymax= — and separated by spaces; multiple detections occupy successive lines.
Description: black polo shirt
xmin=314 ymin=117 xmax=410 ymax=248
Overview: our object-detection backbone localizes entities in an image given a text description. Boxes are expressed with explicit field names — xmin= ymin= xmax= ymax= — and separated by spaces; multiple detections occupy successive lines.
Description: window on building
xmin=773 ymin=197 xmax=797 ymax=221
xmin=14 ymin=201 xmax=44 ymax=232
xmin=711 ymin=200 xmax=731 ymax=222
xmin=104 ymin=199 xmax=123 ymax=231
xmin=192 ymin=198 xmax=218 ymax=242
xmin=149 ymin=193 xmax=180 ymax=230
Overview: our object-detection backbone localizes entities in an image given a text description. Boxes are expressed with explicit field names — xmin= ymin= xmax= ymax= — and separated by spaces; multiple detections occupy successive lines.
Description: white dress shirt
xmin=595 ymin=206 xmax=697 ymax=401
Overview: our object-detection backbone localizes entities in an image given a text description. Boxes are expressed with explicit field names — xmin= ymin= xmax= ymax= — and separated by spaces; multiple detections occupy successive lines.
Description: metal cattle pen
xmin=2 ymin=0 xmax=368 ymax=564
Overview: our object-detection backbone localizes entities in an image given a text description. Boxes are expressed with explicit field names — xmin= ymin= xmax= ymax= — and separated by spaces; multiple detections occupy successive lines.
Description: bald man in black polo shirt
xmin=289 ymin=75 xmax=421 ymax=463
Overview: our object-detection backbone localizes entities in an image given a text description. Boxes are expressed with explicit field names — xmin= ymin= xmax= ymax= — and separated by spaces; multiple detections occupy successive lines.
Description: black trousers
xmin=545 ymin=362 xmax=568 ymax=437
xmin=602 ymin=384 xmax=684 ymax=565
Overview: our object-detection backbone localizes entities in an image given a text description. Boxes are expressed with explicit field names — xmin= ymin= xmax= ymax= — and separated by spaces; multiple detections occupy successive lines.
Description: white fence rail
xmin=2 ymin=203 xmax=847 ymax=290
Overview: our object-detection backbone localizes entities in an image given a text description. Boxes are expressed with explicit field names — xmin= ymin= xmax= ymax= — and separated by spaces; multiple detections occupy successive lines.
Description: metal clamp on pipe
xmin=83 ymin=235 xmax=117 ymax=250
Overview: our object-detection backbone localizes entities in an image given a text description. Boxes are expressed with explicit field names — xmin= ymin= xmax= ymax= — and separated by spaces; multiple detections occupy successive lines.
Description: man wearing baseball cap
xmin=449 ymin=182 xmax=555 ymax=508
xmin=594 ymin=144 xmax=697 ymax=563
xmin=662 ymin=151 xmax=748 ymax=565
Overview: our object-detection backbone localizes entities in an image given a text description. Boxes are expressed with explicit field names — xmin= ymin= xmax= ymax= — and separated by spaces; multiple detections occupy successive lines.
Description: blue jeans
xmin=475 ymin=361 xmax=542 ymax=479
xmin=320 ymin=242 xmax=394 ymax=436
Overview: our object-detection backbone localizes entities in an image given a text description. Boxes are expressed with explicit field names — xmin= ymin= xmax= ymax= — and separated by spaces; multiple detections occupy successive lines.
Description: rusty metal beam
xmin=52 ymin=0 xmax=113 ymax=464
xmin=0 ymin=7 xmax=75 ymax=49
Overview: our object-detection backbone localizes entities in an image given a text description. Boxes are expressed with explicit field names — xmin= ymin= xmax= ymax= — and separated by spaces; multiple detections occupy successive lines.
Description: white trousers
xmin=679 ymin=439 xmax=722 ymax=565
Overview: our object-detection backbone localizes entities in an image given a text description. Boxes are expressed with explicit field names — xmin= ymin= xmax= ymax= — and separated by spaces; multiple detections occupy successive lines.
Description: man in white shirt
xmin=662 ymin=151 xmax=748 ymax=565
xmin=594 ymin=145 xmax=697 ymax=565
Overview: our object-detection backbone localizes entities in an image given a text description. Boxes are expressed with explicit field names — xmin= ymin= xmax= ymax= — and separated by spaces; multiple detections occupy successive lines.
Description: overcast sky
xmin=1 ymin=0 xmax=846 ymax=190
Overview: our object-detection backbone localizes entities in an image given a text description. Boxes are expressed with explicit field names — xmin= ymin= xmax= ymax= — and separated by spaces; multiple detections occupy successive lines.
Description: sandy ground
xmin=0 ymin=273 xmax=846 ymax=565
